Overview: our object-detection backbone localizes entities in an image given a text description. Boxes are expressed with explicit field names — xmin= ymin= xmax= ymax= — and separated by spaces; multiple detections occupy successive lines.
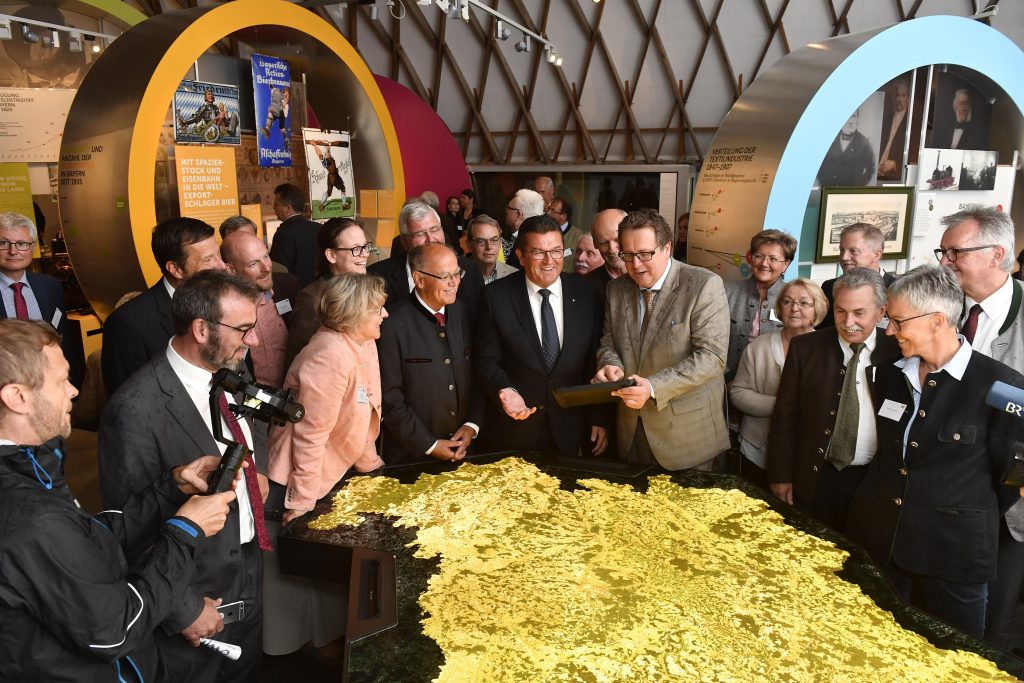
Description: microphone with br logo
xmin=984 ymin=381 xmax=1024 ymax=486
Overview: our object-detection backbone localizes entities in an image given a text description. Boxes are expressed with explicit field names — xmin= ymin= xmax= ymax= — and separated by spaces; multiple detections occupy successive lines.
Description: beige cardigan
xmin=728 ymin=331 xmax=785 ymax=468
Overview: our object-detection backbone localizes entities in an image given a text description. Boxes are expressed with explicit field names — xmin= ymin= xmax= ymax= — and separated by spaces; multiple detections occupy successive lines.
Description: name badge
xmin=563 ymin=248 xmax=573 ymax=258
xmin=357 ymin=387 xmax=368 ymax=404
xmin=276 ymin=299 xmax=292 ymax=315
xmin=878 ymin=399 xmax=907 ymax=421
xmin=768 ymin=308 xmax=782 ymax=323
xmin=51 ymin=308 xmax=63 ymax=328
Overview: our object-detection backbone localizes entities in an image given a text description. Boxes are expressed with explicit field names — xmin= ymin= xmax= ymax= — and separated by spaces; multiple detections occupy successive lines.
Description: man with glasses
xmin=594 ymin=208 xmax=729 ymax=470
xmin=476 ymin=215 xmax=609 ymax=458
xmin=546 ymin=195 xmax=583 ymax=274
xmin=502 ymin=188 xmax=546 ymax=270
xmin=848 ymin=265 xmax=1024 ymax=638
xmin=99 ymin=270 xmax=270 ymax=682
xmin=818 ymin=223 xmax=895 ymax=329
xmin=369 ymin=200 xmax=483 ymax=315
xmin=767 ymin=268 xmax=899 ymax=532
xmin=0 ymin=212 xmax=80 ymax=387
xmin=467 ymin=215 xmax=517 ymax=285
xmin=103 ymin=216 xmax=226 ymax=396
xmin=378 ymin=243 xmax=482 ymax=464
xmin=936 ymin=205 xmax=1024 ymax=648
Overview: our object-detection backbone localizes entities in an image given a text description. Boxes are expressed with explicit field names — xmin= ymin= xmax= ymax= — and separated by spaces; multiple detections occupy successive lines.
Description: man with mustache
xmin=767 ymin=268 xmax=900 ymax=532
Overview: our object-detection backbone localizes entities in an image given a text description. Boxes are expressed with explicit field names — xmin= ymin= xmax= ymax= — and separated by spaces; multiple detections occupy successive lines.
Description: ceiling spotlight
xmin=495 ymin=19 xmax=510 ymax=41
xmin=92 ymin=43 xmax=101 ymax=54
xmin=0 ymin=20 xmax=11 ymax=41
xmin=20 ymin=23 xmax=39 ymax=44
xmin=48 ymin=30 xmax=59 ymax=49
xmin=546 ymin=49 xmax=556 ymax=64
xmin=514 ymin=34 xmax=530 ymax=53
xmin=554 ymin=55 xmax=563 ymax=67
xmin=68 ymin=30 xmax=82 ymax=52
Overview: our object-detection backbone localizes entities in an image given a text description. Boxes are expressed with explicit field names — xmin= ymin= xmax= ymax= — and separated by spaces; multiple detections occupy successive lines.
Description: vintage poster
xmin=174 ymin=145 xmax=239 ymax=228
xmin=251 ymin=54 xmax=292 ymax=168
xmin=301 ymin=128 xmax=354 ymax=219
xmin=173 ymin=79 xmax=240 ymax=145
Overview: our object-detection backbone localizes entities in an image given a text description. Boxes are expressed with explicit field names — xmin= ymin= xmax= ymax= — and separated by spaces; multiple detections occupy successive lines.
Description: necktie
xmin=434 ymin=312 xmax=446 ymax=328
xmin=828 ymin=342 xmax=865 ymax=470
xmin=961 ymin=303 xmax=982 ymax=345
xmin=217 ymin=392 xmax=273 ymax=551
xmin=10 ymin=282 xmax=28 ymax=320
xmin=640 ymin=289 xmax=657 ymax=342
xmin=539 ymin=289 xmax=559 ymax=371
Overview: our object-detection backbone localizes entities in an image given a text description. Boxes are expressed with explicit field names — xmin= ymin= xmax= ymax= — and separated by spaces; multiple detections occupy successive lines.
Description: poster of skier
xmin=302 ymin=128 xmax=355 ymax=219
xmin=251 ymin=53 xmax=292 ymax=167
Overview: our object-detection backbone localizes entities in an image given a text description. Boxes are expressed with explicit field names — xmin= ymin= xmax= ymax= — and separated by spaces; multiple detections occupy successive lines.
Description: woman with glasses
xmin=729 ymin=278 xmax=827 ymax=486
xmin=263 ymin=273 xmax=387 ymax=656
xmin=724 ymin=229 xmax=798 ymax=380
xmin=285 ymin=217 xmax=372 ymax=367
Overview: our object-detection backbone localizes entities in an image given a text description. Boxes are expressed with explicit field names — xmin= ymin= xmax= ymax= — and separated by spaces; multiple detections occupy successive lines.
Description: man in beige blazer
xmin=594 ymin=208 xmax=731 ymax=470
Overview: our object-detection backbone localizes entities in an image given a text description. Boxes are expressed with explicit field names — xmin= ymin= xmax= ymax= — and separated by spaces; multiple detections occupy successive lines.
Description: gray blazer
xmin=724 ymin=277 xmax=785 ymax=378
xmin=597 ymin=259 xmax=731 ymax=469
xmin=987 ymin=277 xmax=1024 ymax=540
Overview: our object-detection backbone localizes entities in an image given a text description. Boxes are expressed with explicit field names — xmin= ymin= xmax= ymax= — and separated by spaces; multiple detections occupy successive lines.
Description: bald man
xmin=534 ymin=176 xmax=555 ymax=207
xmin=586 ymin=209 xmax=628 ymax=305
xmin=221 ymin=231 xmax=298 ymax=386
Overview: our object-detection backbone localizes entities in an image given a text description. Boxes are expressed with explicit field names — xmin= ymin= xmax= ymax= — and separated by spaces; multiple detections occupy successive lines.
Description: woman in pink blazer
xmin=268 ymin=272 xmax=387 ymax=523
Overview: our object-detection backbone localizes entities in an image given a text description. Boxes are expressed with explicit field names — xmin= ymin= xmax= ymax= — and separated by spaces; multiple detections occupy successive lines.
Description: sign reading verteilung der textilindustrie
xmin=689 ymin=16 xmax=1024 ymax=282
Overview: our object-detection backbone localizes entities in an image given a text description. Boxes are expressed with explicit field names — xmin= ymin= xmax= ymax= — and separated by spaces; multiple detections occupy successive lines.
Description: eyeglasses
xmin=526 ymin=249 xmax=565 ymax=261
xmin=470 ymin=236 xmax=502 ymax=247
xmin=751 ymin=254 xmax=788 ymax=265
xmin=206 ymin=319 xmax=258 ymax=337
xmin=0 ymin=239 xmax=33 ymax=251
xmin=333 ymin=242 xmax=373 ymax=257
xmin=780 ymin=298 xmax=815 ymax=310
xmin=418 ymin=269 xmax=466 ymax=282
xmin=933 ymin=245 xmax=997 ymax=262
xmin=506 ymin=205 xmax=522 ymax=215
xmin=619 ymin=250 xmax=658 ymax=263
xmin=546 ymin=207 xmax=566 ymax=217
xmin=408 ymin=226 xmax=443 ymax=241
xmin=887 ymin=311 xmax=938 ymax=332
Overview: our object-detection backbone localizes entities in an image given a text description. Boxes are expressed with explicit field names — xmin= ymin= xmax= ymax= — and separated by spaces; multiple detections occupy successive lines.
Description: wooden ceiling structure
xmin=124 ymin=0 xmax=1019 ymax=165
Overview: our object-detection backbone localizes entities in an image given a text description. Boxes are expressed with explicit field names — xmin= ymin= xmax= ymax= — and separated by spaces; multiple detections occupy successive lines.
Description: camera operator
xmin=0 ymin=318 xmax=239 ymax=681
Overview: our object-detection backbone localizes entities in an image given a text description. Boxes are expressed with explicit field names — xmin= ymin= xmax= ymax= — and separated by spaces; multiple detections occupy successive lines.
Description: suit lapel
xmin=510 ymin=276 xmax=547 ymax=372
xmin=390 ymin=258 xmax=410 ymax=299
xmin=638 ymin=263 xmax=680 ymax=364
xmin=155 ymin=356 xmax=220 ymax=455
xmin=555 ymin=276 xmax=582 ymax=370
xmin=153 ymin=282 xmax=175 ymax=338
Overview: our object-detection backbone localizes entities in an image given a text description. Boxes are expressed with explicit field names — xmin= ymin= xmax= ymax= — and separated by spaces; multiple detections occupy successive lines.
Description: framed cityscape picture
xmin=817 ymin=186 xmax=915 ymax=262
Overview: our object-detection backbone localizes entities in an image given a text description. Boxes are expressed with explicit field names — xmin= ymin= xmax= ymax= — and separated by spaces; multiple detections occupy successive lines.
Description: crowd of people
xmin=2 ymin=181 xmax=1024 ymax=679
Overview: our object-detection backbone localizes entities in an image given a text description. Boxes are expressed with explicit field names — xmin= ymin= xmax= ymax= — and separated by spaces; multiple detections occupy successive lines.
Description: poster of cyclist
xmin=252 ymin=54 xmax=292 ymax=168
xmin=173 ymin=79 xmax=240 ymax=145
xmin=302 ymin=128 xmax=355 ymax=219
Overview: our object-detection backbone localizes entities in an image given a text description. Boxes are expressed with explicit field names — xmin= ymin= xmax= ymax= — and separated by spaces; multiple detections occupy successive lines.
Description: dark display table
xmin=279 ymin=453 xmax=1024 ymax=682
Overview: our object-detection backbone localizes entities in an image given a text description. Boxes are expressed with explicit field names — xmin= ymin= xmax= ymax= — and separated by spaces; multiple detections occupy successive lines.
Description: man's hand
xmin=879 ymin=159 xmax=897 ymax=175
xmin=593 ymin=365 xmax=624 ymax=383
xmin=173 ymin=456 xmax=246 ymax=495
xmin=182 ymin=597 xmax=223 ymax=647
xmin=451 ymin=425 xmax=476 ymax=459
xmin=431 ymin=439 xmax=464 ymax=462
xmin=176 ymin=490 xmax=237 ymax=537
xmin=770 ymin=483 xmax=794 ymax=505
xmin=590 ymin=426 xmax=608 ymax=456
xmin=498 ymin=388 xmax=537 ymax=420
xmin=612 ymin=375 xmax=652 ymax=410
xmin=282 ymin=508 xmax=306 ymax=525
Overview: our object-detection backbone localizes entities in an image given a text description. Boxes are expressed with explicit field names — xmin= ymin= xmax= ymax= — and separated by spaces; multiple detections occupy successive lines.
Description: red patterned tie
xmin=962 ymin=303 xmax=982 ymax=345
xmin=10 ymin=282 xmax=28 ymax=320
xmin=217 ymin=392 xmax=273 ymax=551
xmin=434 ymin=312 xmax=446 ymax=328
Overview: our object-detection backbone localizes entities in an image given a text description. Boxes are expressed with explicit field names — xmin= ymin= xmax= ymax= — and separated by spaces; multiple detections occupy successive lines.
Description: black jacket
xmin=101 ymin=280 xmax=175 ymax=396
xmin=269 ymin=214 xmax=320 ymax=287
xmin=0 ymin=438 xmax=203 ymax=682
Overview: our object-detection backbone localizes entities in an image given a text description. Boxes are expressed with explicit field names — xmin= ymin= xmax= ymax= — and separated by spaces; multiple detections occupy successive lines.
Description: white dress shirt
xmin=0 ymin=271 xmax=43 ymax=322
xmin=963 ymin=274 xmax=1013 ymax=357
xmin=166 ymin=341 xmax=255 ymax=543
xmin=525 ymin=275 xmax=564 ymax=348
xmin=162 ymin=277 xmax=176 ymax=300
xmin=837 ymin=328 xmax=879 ymax=466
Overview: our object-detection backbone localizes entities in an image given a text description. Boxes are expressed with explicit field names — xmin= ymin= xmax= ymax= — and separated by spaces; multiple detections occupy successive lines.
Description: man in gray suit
xmin=99 ymin=270 xmax=269 ymax=682
xmin=937 ymin=205 xmax=1024 ymax=648
xmin=594 ymin=208 xmax=730 ymax=470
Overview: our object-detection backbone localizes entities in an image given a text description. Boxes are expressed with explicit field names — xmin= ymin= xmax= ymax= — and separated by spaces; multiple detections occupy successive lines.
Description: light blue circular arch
xmin=765 ymin=15 xmax=1024 ymax=278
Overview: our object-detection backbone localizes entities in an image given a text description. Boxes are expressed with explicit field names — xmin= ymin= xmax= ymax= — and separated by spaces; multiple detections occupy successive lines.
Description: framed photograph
xmin=817 ymin=186 xmax=915 ymax=262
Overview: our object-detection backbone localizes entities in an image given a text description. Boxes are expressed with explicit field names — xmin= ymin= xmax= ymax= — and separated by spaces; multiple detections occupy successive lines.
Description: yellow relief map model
xmin=310 ymin=457 xmax=1018 ymax=682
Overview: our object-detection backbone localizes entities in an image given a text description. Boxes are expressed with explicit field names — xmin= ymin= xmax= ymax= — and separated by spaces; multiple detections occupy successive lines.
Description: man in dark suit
xmin=768 ymin=268 xmax=899 ymax=532
xmin=221 ymin=230 xmax=298 ymax=387
xmin=817 ymin=109 xmax=875 ymax=187
xmin=819 ymin=223 xmax=896 ymax=328
xmin=476 ymin=214 xmax=608 ymax=458
xmin=586 ymin=208 xmax=627 ymax=307
xmin=101 ymin=217 xmax=226 ymax=396
xmin=849 ymin=265 xmax=1024 ymax=637
xmin=878 ymin=79 xmax=909 ymax=181
xmin=369 ymin=200 xmax=484 ymax=316
xmin=268 ymin=183 xmax=320 ymax=287
xmin=0 ymin=212 xmax=83 ymax=388
xmin=378 ymin=243 xmax=482 ymax=465
xmin=99 ymin=270 xmax=270 ymax=682
xmin=939 ymin=88 xmax=987 ymax=150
